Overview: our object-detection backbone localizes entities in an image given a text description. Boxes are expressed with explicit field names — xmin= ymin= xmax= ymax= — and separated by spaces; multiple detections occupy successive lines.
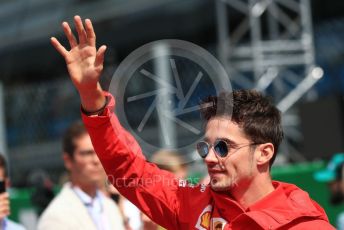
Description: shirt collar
xmin=72 ymin=186 xmax=104 ymax=209
xmin=2 ymin=218 xmax=7 ymax=229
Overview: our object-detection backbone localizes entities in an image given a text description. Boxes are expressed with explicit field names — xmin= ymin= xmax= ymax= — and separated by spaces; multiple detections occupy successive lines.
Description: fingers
xmin=95 ymin=45 xmax=107 ymax=68
xmin=0 ymin=205 xmax=10 ymax=218
xmin=57 ymin=16 xmax=97 ymax=48
xmin=85 ymin=19 xmax=96 ymax=47
xmin=0 ymin=193 xmax=10 ymax=218
xmin=74 ymin=15 xmax=87 ymax=45
xmin=50 ymin=37 xmax=68 ymax=58
xmin=52 ymin=16 xmax=103 ymax=61
xmin=62 ymin=22 xmax=77 ymax=48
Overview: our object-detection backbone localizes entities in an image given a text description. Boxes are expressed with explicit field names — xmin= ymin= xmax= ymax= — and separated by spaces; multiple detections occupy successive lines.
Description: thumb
xmin=95 ymin=45 xmax=107 ymax=69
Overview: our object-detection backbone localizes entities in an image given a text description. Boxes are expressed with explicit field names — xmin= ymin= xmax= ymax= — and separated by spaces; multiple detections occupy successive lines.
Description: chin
xmin=210 ymin=184 xmax=230 ymax=192
xmin=88 ymin=178 xmax=102 ymax=185
xmin=210 ymin=179 xmax=231 ymax=192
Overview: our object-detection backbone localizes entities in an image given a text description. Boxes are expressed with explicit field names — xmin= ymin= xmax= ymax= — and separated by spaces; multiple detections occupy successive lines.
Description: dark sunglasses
xmin=196 ymin=139 xmax=256 ymax=158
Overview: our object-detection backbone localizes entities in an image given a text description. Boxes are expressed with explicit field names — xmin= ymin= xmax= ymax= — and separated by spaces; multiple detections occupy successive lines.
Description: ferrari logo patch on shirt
xmin=195 ymin=205 xmax=212 ymax=230
xmin=195 ymin=205 xmax=227 ymax=230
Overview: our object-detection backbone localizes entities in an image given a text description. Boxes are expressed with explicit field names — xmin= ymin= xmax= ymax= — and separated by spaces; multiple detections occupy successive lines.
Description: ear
xmin=256 ymin=143 xmax=274 ymax=166
xmin=63 ymin=153 xmax=73 ymax=171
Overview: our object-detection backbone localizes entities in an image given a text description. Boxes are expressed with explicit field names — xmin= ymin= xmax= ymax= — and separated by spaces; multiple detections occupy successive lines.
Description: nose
xmin=204 ymin=147 xmax=219 ymax=165
xmin=91 ymin=152 xmax=101 ymax=165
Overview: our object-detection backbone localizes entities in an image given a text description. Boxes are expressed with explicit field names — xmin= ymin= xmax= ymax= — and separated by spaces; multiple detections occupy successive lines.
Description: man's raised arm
xmin=50 ymin=15 xmax=107 ymax=114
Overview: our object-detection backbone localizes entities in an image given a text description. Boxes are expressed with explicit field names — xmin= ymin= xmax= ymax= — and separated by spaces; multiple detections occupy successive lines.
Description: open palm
xmin=51 ymin=16 xmax=106 ymax=92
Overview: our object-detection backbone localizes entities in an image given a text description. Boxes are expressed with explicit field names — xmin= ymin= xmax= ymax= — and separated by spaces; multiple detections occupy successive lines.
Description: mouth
xmin=90 ymin=169 xmax=103 ymax=175
xmin=208 ymin=169 xmax=225 ymax=176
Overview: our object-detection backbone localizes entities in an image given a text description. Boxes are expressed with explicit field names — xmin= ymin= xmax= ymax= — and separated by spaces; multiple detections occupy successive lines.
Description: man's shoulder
xmin=101 ymin=194 xmax=125 ymax=229
xmin=37 ymin=184 xmax=94 ymax=229
xmin=45 ymin=184 xmax=75 ymax=205
xmin=39 ymin=184 xmax=82 ymax=218
xmin=102 ymin=194 xmax=121 ymax=212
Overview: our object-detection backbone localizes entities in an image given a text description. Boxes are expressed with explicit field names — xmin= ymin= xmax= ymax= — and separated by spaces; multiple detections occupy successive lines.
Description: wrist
xmin=79 ymin=83 xmax=106 ymax=112
xmin=81 ymin=96 xmax=109 ymax=116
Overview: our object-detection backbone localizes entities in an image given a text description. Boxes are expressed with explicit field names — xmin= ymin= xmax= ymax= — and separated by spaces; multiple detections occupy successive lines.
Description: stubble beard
xmin=210 ymin=173 xmax=238 ymax=192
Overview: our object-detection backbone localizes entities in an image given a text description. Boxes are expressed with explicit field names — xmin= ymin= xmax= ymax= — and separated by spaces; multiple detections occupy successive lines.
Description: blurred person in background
xmin=37 ymin=121 xmax=124 ymax=230
xmin=51 ymin=16 xmax=335 ymax=229
xmin=314 ymin=153 xmax=344 ymax=229
xmin=0 ymin=154 xmax=26 ymax=230
xmin=150 ymin=150 xmax=188 ymax=180
xmin=29 ymin=169 xmax=55 ymax=216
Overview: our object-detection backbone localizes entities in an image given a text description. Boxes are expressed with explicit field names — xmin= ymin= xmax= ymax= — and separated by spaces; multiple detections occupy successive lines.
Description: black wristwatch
xmin=81 ymin=96 xmax=109 ymax=116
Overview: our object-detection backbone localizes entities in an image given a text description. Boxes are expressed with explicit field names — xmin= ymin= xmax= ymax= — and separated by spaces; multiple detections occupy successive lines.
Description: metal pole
xmin=0 ymin=82 xmax=7 ymax=157
xmin=215 ymin=0 xmax=230 ymax=70
xmin=249 ymin=0 xmax=264 ymax=81
xmin=300 ymin=0 xmax=315 ymax=68
xmin=267 ymin=1 xmax=279 ymax=40
xmin=154 ymin=42 xmax=176 ymax=149
xmin=277 ymin=67 xmax=323 ymax=113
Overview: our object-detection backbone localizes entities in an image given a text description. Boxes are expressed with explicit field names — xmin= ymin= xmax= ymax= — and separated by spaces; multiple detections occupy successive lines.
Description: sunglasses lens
xmin=196 ymin=142 xmax=209 ymax=158
xmin=214 ymin=140 xmax=228 ymax=157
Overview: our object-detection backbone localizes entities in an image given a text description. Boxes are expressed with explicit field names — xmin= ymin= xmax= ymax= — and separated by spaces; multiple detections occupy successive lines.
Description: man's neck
xmin=231 ymin=176 xmax=275 ymax=209
xmin=70 ymin=181 xmax=97 ymax=198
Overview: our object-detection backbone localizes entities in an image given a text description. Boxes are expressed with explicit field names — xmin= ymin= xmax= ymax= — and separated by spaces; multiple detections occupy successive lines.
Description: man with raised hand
xmin=51 ymin=16 xmax=335 ymax=229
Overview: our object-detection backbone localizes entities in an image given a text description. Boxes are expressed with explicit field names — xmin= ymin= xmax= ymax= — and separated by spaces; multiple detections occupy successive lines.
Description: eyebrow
xmin=78 ymin=149 xmax=95 ymax=154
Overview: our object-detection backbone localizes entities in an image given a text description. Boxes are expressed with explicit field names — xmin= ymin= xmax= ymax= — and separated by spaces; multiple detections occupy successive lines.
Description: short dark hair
xmin=0 ymin=154 xmax=8 ymax=177
xmin=200 ymin=89 xmax=284 ymax=167
xmin=62 ymin=121 xmax=88 ymax=157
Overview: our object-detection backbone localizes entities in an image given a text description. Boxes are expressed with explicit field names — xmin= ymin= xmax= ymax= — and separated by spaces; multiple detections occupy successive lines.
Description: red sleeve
xmin=81 ymin=92 xmax=181 ymax=229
